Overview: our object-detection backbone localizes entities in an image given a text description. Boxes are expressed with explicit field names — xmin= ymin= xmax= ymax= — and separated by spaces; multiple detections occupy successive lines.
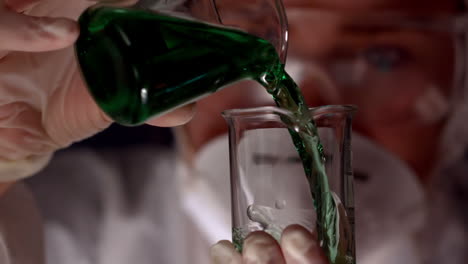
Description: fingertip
xmin=243 ymin=231 xmax=285 ymax=263
xmin=281 ymin=224 xmax=312 ymax=238
xmin=210 ymin=240 xmax=241 ymax=264
xmin=145 ymin=103 xmax=196 ymax=127
xmin=281 ymin=225 xmax=327 ymax=264
xmin=281 ymin=225 xmax=314 ymax=249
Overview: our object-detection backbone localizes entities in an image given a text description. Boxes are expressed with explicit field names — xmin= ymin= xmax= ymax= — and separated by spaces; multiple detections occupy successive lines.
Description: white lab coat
xmin=1 ymin=132 xmax=463 ymax=264
xmin=26 ymin=146 xmax=211 ymax=264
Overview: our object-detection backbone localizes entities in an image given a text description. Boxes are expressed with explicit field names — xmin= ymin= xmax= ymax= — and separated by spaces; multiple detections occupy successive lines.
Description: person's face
xmin=186 ymin=0 xmax=460 ymax=179
xmin=282 ymin=0 xmax=459 ymax=179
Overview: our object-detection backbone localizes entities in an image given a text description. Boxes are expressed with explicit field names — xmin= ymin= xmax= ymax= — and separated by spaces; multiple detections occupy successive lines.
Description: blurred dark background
xmin=72 ymin=124 xmax=174 ymax=149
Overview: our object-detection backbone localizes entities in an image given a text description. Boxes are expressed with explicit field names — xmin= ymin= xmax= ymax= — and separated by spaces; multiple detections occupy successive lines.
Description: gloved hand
xmin=210 ymin=225 xmax=328 ymax=264
xmin=0 ymin=0 xmax=195 ymax=183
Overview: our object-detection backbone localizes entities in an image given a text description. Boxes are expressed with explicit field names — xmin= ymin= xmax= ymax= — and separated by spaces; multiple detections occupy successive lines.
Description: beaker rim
xmin=222 ymin=104 xmax=357 ymax=120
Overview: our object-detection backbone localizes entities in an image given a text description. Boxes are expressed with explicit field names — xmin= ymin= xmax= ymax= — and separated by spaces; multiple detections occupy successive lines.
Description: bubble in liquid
xmin=275 ymin=200 xmax=286 ymax=209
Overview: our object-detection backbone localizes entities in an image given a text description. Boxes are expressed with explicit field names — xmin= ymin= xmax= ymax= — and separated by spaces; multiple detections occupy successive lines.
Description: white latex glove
xmin=210 ymin=225 xmax=328 ymax=264
xmin=0 ymin=0 xmax=195 ymax=182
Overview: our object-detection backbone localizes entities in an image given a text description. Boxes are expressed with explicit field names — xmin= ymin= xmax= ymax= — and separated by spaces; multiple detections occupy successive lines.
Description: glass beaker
xmin=223 ymin=105 xmax=356 ymax=264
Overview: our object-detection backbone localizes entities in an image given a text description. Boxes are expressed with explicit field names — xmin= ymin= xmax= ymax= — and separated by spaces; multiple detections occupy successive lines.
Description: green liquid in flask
xmin=76 ymin=6 xmax=355 ymax=264
xmin=76 ymin=6 xmax=278 ymax=125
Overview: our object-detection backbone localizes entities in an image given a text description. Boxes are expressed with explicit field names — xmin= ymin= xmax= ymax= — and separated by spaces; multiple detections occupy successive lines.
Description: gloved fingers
xmin=280 ymin=225 xmax=328 ymax=264
xmin=145 ymin=103 xmax=197 ymax=127
xmin=4 ymin=0 xmax=40 ymax=12
xmin=90 ymin=0 xmax=139 ymax=7
xmin=210 ymin=240 xmax=242 ymax=264
xmin=44 ymin=71 xmax=112 ymax=147
xmin=0 ymin=5 xmax=78 ymax=52
xmin=243 ymin=231 xmax=285 ymax=264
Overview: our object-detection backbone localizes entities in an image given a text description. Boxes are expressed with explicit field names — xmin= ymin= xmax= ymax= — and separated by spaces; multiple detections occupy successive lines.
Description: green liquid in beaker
xmin=75 ymin=6 xmax=355 ymax=264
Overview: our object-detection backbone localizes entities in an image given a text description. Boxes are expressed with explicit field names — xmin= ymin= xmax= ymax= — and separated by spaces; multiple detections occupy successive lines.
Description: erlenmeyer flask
xmin=75 ymin=0 xmax=288 ymax=125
